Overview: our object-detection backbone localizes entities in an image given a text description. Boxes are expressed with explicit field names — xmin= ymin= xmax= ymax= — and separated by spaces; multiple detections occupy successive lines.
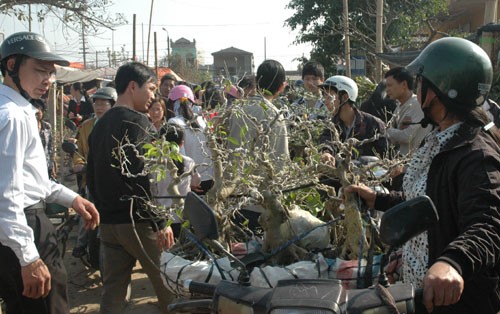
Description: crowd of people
xmin=0 ymin=30 xmax=498 ymax=314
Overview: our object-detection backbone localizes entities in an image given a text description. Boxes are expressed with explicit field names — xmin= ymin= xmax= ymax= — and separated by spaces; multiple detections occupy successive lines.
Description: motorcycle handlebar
xmin=183 ymin=279 xmax=217 ymax=296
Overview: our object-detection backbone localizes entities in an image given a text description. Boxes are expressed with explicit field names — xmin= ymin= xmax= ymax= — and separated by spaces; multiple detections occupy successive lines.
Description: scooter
xmin=167 ymin=192 xmax=438 ymax=314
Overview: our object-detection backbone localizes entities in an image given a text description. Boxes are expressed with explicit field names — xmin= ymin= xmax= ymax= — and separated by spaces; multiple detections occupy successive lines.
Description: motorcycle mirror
xmin=64 ymin=119 xmax=77 ymax=132
xmin=357 ymin=155 xmax=380 ymax=165
xmin=61 ymin=141 xmax=78 ymax=154
xmin=183 ymin=192 xmax=219 ymax=241
xmin=380 ymin=195 xmax=438 ymax=247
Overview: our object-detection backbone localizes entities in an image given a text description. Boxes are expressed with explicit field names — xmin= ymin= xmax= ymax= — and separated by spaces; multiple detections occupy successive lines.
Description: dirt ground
xmin=64 ymin=219 xmax=164 ymax=314
xmin=61 ymin=176 xmax=164 ymax=314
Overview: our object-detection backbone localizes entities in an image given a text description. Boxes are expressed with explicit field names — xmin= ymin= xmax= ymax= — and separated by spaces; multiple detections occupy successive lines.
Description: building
xmin=170 ymin=37 xmax=197 ymax=68
xmin=212 ymin=47 xmax=254 ymax=79
xmin=439 ymin=0 xmax=499 ymax=34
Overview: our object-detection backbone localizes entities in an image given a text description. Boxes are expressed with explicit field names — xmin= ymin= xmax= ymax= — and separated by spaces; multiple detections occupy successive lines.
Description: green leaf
xmin=239 ymin=125 xmax=248 ymax=140
xmin=227 ymin=137 xmax=240 ymax=145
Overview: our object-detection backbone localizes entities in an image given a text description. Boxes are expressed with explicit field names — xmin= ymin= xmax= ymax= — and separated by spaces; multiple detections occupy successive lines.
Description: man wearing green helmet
xmin=346 ymin=37 xmax=500 ymax=313
xmin=0 ymin=31 xmax=100 ymax=313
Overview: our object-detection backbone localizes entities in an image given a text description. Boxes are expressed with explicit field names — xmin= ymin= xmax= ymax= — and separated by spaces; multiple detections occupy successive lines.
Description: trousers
xmin=0 ymin=203 xmax=69 ymax=314
xmin=99 ymin=223 xmax=174 ymax=314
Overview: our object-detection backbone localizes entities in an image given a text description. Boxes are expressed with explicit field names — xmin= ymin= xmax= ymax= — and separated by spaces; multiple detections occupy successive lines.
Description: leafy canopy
xmin=285 ymin=0 xmax=447 ymax=76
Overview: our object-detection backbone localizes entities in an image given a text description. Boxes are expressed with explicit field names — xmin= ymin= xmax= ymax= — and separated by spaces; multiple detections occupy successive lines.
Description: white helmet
xmin=320 ymin=75 xmax=358 ymax=103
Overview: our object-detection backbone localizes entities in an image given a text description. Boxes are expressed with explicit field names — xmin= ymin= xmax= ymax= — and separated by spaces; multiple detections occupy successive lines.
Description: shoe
xmin=72 ymin=246 xmax=87 ymax=258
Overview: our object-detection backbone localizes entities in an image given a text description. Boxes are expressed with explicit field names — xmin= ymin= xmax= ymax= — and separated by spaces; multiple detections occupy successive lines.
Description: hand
xmin=400 ymin=116 xmax=413 ymax=129
xmin=321 ymin=152 xmax=336 ymax=167
xmin=21 ymin=259 xmax=51 ymax=299
xmin=343 ymin=183 xmax=377 ymax=209
xmin=389 ymin=165 xmax=405 ymax=178
xmin=66 ymin=137 xmax=77 ymax=144
xmin=76 ymin=114 xmax=83 ymax=121
xmin=190 ymin=184 xmax=204 ymax=193
xmin=72 ymin=164 xmax=85 ymax=174
xmin=72 ymin=195 xmax=100 ymax=230
xmin=156 ymin=226 xmax=174 ymax=251
xmin=423 ymin=261 xmax=464 ymax=313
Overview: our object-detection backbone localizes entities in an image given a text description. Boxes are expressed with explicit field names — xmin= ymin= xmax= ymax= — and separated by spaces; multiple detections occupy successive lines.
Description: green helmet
xmin=407 ymin=37 xmax=492 ymax=108
xmin=0 ymin=32 xmax=69 ymax=66
xmin=92 ymin=87 xmax=117 ymax=103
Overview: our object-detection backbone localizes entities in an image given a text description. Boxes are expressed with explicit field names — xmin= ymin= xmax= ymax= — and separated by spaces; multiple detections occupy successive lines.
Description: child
xmin=155 ymin=125 xmax=201 ymax=237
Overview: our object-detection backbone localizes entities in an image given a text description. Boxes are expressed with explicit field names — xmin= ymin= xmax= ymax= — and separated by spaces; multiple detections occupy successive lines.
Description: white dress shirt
xmin=0 ymin=84 xmax=78 ymax=266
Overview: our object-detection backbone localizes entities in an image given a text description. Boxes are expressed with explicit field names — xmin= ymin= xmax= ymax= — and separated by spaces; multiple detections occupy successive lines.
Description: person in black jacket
xmin=319 ymin=75 xmax=388 ymax=161
xmin=346 ymin=37 xmax=500 ymax=314
xmin=87 ymin=62 xmax=174 ymax=313
xmin=67 ymin=82 xmax=93 ymax=126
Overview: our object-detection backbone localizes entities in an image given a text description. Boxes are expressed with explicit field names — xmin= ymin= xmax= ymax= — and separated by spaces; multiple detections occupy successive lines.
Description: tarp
xmin=157 ymin=67 xmax=183 ymax=81
xmin=55 ymin=65 xmax=116 ymax=84
xmin=56 ymin=65 xmax=182 ymax=84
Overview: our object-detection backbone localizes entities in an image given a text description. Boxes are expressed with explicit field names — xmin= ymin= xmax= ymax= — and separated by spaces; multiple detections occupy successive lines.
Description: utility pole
xmin=484 ymin=0 xmax=498 ymax=24
xmin=81 ymin=21 xmax=87 ymax=69
xmin=147 ymin=0 xmax=155 ymax=66
xmin=154 ymin=31 xmax=158 ymax=77
xmin=28 ymin=4 xmax=32 ymax=31
xmin=264 ymin=36 xmax=267 ymax=60
xmin=133 ymin=14 xmax=137 ymax=61
xmin=375 ymin=0 xmax=384 ymax=82
xmin=480 ymin=0 xmax=498 ymax=59
xmin=343 ymin=0 xmax=351 ymax=77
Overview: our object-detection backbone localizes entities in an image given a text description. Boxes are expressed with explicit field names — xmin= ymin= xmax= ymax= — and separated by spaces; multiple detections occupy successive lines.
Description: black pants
xmin=0 ymin=203 xmax=69 ymax=314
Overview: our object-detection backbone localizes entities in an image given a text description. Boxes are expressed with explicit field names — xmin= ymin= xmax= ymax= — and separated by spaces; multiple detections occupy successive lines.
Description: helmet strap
xmin=7 ymin=55 xmax=31 ymax=101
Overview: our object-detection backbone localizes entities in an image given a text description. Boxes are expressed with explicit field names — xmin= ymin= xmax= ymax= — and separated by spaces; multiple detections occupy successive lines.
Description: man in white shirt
xmin=385 ymin=67 xmax=432 ymax=156
xmin=0 ymin=31 xmax=99 ymax=314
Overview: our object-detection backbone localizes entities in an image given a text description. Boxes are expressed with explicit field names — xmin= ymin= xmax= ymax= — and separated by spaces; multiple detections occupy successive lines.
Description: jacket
xmin=87 ymin=106 xmax=166 ymax=230
xmin=319 ymin=108 xmax=388 ymax=157
xmin=376 ymin=122 xmax=500 ymax=313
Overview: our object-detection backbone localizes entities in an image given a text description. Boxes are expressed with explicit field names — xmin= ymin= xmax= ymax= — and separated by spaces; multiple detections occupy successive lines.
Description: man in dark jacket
xmin=319 ymin=75 xmax=388 ymax=161
xmin=87 ymin=62 xmax=174 ymax=313
xmin=346 ymin=37 xmax=500 ymax=314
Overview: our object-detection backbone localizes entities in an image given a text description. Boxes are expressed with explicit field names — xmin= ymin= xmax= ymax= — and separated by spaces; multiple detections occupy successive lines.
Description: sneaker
xmin=72 ymin=246 xmax=87 ymax=258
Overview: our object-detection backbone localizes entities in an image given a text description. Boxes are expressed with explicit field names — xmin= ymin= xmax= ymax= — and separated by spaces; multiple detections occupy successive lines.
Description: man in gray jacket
xmin=385 ymin=67 xmax=431 ymax=156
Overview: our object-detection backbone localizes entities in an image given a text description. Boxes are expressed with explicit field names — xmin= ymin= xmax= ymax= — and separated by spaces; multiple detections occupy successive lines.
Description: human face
xmin=160 ymin=79 xmax=175 ymax=97
xmin=385 ymin=75 xmax=406 ymax=102
xmin=15 ymin=58 xmax=56 ymax=99
xmin=148 ymin=101 xmax=164 ymax=124
xmin=92 ymin=98 xmax=112 ymax=119
xmin=132 ymin=79 xmax=157 ymax=113
xmin=303 ymin=75 xmax=322 ymax=94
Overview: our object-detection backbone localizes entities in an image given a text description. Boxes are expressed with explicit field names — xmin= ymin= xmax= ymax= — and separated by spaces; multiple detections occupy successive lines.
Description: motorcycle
xmin=59 ymin=140 xmax=100 ymax=270
xmin=167 ymin=192 xmax=438 ymax=314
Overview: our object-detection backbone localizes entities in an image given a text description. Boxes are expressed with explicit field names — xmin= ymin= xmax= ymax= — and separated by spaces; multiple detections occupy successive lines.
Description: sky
xmin=0 ymin=0 xmax=312 ymax=71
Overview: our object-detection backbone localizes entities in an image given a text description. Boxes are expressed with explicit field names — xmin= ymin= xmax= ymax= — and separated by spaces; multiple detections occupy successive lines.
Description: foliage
xmin=285 ymin=0 xmax=448 ymax=78
xmin=355 ymin=76 xmax=376 ymax=104
xmin=168 ymin=54 xmax=212 ymax=84
xmin=0 ymin=0 xmax=126 ymax=32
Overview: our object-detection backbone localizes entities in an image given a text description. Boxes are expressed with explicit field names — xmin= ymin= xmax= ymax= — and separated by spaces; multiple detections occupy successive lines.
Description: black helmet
xmin=0 ymin=32 xmax=69 ymax=66
xmin=407 ymin=37 xmax=492 ymax=108
xmin=92 ymin=87 xmax=117 ymax=103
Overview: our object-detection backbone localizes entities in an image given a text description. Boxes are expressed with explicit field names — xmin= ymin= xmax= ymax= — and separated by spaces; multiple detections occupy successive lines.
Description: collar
xmin=0 ymin=84 xmax=36 ymax=115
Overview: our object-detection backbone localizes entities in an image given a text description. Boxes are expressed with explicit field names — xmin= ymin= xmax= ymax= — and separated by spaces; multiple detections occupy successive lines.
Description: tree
xmin=285 ymin=0 xmax=447 ymax=78
xmin=0 ymin=0 xmax=125 ymax=32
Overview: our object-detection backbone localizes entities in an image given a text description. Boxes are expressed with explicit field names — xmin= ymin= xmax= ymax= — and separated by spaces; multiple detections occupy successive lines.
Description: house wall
xmin=441 ymin=0 xmax=500 ymax=33
xmin=213 ymin=53 xmax=253 ymax=77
